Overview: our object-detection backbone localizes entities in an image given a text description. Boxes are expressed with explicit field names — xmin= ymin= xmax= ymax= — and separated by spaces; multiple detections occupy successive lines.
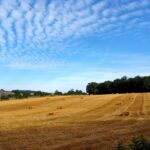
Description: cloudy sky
xmin=0 ymin=0 xmax=150 ymax=92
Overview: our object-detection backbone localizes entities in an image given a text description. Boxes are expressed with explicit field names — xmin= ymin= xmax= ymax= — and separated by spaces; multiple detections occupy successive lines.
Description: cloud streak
xmin=0 ymin=0 xmax=150 ymax=69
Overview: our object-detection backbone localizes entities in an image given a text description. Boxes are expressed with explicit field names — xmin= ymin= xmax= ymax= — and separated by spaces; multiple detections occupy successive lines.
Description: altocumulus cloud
xmin=0 ymin=0 xmax=150 ymax=69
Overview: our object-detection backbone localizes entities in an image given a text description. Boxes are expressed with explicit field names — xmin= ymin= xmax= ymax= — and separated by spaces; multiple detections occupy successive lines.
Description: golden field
xmin=0 ymin=93 xmax=150 ymax=150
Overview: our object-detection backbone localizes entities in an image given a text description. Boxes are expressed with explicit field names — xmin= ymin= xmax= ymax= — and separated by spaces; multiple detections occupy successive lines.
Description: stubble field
xmin=0 ymin=93 xmax=150 ymax=150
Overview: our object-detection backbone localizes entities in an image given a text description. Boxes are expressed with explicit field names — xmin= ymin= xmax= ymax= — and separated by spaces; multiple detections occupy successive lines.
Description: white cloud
xmin=0 ymin=0 xmax=149 ymax=69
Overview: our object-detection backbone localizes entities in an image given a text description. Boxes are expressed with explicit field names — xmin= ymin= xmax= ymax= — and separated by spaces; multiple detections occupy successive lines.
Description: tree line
xmin=54 ymin=89 xmax=86 ymax=96
xmin=1 ymin=75 xmax=150 ymax=100
xmin=86 ymin=76 xmax=150 ymax=95
xmin=0 ymin=89 xmax=86 ymax=101
xmin=0 ymin=90 xmax=51 ymax=100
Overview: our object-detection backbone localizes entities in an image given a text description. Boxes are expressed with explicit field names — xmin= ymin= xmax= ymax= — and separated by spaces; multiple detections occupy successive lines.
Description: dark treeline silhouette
xmin=86 ymin=76 xmax=150 ymax=95
xmin=0 ymin=89 xmax=86 ymax=101
xmin=12 ymin=90 xmax=51 ymax=99
xmin=0 ymin=90 xmax=51 ymax=100
xmin=54 ymin=89 xmax=86 ymax=96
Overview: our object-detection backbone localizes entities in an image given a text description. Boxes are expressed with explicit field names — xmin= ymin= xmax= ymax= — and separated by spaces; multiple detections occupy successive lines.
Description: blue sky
xmin=0 ymin=0 xmax=150 ymax=92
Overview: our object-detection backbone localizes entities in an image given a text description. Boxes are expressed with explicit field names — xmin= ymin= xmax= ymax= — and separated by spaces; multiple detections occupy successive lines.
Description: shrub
xmin=0 ymin=95 xmax=9 ymax=100
xmin=115 ymin=136 xmax=150 ymax=150
xmin=115 ymin=141 xmax=126 ymax=150
xmin=128 ymin=136 xmax=150 ymax=150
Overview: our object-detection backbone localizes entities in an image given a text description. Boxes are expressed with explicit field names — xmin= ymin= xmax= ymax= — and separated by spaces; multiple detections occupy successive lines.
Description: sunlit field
xmin=0 ymin=93 xmax=150 ymax=150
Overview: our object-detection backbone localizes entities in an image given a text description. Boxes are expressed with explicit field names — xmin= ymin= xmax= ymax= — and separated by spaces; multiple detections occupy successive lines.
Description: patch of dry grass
xmin=0 ymin=93 xmax=150 ymax=150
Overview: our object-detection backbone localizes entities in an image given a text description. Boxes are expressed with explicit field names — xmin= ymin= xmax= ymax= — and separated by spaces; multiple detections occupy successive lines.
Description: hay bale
xmin=57 ymin=106 xmax=62 ymax=109
xmin=116 ymin=103 xmax=121 ymax=106
xmin=28 ymin=106 xmax=33 ymax=109
xmin=119 ymin=112 xmax=130 ymax=116
xmin=47 ymin=112 xmax=54 ymax=116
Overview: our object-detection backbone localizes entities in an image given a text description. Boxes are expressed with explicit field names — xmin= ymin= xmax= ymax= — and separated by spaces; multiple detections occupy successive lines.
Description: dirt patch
xmin=0 ymin=93 xmax=150 ymax=150
xmin=139 ymin=112 xmax=145 ymax=116
xmin=130 ymin=112 xmax=139 ymax=117
xmin=147 ymin=111 xmax=150 ymax=115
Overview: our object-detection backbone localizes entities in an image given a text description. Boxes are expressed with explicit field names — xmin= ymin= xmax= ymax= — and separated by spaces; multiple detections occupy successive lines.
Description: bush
xmin=0 ymin=95 xmax=9 ymax=100
xmin=128 ymin=136 xmax=150 ymax=150
xmin=115 ymin=141 xmax=126 ymax=150
xmin=115 ymin=136 xmax=150 ymax=150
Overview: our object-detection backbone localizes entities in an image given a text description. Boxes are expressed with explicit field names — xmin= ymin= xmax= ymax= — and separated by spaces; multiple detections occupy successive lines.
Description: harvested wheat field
xmin=0 ymin=93 xmax=150 ymax=150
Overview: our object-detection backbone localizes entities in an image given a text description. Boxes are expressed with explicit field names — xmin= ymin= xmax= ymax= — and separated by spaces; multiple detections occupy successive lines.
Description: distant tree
xmin=75 ymin=89 xmax=86 ymax=95
xmin=65 ymin=89 xmax=86 ymax=95
xmin=97 ymin=81 xmax=112 ymax=94
xmin=67 ymin=89 xmax=75 ymax=95
xmin=86 ymin=82 xmax=98 ymax=94
xmin=34 ymin=91 xmax=45 ymax=97
xmin=0 ymin=95 xmax=9 ymax=100
xmin=12 ymin=90 xmax=24 ymax=99
xmin=86 ymin=75 xmax=150 ymax=95
xmin=54 ymin=90 xmax=63 ymax=96
xmin=12 ymin=90 xmax=50 ymax=98
xmin=143 ymin=76 xmax=150 ymax=92
xmin=133 ymin=76 xmax=144 ymax=93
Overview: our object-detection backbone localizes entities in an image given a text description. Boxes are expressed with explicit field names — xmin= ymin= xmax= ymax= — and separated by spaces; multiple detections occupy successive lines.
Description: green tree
xmin=86 ymin=82 xmax=98 ymax=94
xmin=54 ymin=90 xmax=63 ymax=95
xmin=128 ymin=136 xmax=150 ymax=150
xmin=86 ymin=75 xmax=150 ymax=95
